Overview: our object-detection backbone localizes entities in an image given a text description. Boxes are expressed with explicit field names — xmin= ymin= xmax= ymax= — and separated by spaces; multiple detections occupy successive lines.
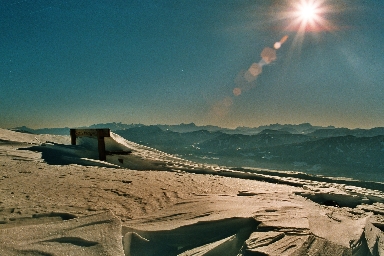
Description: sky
xmin=1 ymin=0 xmax=383 ymax=129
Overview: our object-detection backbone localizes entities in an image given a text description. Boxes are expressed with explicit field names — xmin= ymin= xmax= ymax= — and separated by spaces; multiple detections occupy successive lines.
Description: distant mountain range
xmin=13 ymin=122 xmax=384 ymax=182
xmin=14 ymin=122 xmax=384 ymax=136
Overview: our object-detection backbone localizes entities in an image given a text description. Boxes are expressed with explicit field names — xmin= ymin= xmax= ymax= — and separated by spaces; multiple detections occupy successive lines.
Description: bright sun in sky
xmin=278 ymin=0 xmax=336 ymax=48
xmin=297 ymin=2 xmax=318 ymax=21
xmin=276 ymin=0 xmax=333 ymax=32
xmin=293 ymin=0 xmax=324 ymax=29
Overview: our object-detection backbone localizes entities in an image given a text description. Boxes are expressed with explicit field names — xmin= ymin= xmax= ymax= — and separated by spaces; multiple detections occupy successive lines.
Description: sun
xmin=274 ymin=0 xmax=336 ymax=33
xmin=287 ymin=0 xmax=326 ymax=33
xmin=297 ymin=1 xmax=318 ymax=22
xmin=293 ymin=0 xmax=324 ymax=31
xmin=273 ymin=0 xmax=338 ymax=48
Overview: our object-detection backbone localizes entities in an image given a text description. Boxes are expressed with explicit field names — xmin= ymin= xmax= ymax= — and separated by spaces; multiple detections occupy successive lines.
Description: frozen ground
xmin=0 ymin=128 xmax=383 ymax=255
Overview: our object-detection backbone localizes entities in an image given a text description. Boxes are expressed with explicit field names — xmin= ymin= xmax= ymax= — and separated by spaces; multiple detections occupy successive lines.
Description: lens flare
xmin=233 ymin=35 xmax=288 ymax=97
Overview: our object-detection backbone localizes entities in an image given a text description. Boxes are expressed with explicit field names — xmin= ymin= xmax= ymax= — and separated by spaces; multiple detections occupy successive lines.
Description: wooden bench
xmin=70 ymin=129 xmax=110 ymax=161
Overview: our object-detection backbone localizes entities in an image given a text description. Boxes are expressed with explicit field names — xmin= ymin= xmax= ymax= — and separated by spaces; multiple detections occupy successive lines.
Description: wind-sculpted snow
xmin=0 ymin=128 xmax=383 ymax=255
xmin=0 ymin=211 xmax=124 ymax=255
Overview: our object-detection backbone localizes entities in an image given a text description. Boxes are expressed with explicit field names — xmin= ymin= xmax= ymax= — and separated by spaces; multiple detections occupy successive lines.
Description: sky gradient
xmin=1 ymin=0 xmax=383 ymax=129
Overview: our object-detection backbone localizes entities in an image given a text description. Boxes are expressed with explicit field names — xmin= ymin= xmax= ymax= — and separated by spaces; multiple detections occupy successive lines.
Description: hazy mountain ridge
xmin=12 ymin=126 xmax=71 ymax=135
xmin=12 ymin=123 xmax=144 ymax=135
xmin=309 ymin=127 xmax=384 ymax=138
xmin=14 ymin=122 xmax=384 ymax=137
xmin=111 ymin=125 xmax=384 ymax=182
xmin=239 ymin=135 xmax=384 ymax=181
xmin=12 ymin=122 xmax=384 ymax=182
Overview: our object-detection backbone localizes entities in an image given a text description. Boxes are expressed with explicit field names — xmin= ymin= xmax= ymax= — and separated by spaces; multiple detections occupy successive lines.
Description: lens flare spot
xmin=233 ymin=87 xmax=242 ymax=96
xmin=261 ymin=48 xmax=277 ymax=64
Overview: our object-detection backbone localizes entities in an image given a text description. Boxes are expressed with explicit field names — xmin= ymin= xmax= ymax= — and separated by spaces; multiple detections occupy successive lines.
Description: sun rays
xmin=273 ymin=0 xmax=339 ymax=49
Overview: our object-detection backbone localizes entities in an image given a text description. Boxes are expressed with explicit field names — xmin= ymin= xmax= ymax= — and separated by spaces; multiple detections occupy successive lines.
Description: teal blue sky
xmin=1 ymin=1 xmax=383 ymax=129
